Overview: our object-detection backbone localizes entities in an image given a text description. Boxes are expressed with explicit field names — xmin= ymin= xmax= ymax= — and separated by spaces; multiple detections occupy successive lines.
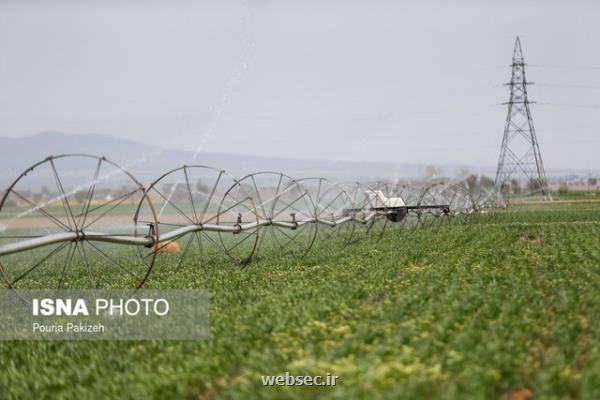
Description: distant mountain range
xmin=1 ymin=132 xmax=595 ymax=190
xmin=0 ymin=131 xmax=427 ymax=188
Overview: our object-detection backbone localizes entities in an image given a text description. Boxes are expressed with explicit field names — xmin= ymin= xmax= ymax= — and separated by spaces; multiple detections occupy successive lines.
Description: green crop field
xmin=1 ymin=201 xmax=600 ymax=399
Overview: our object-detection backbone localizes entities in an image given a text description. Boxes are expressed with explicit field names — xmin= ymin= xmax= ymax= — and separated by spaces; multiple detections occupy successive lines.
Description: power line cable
xmin=529 ymin=64 xmax=600 ymax=71
xmin=535 ymin=83 xmax=600 ymax=90
xmin=537 ymin=102 xmax=600 ymax=109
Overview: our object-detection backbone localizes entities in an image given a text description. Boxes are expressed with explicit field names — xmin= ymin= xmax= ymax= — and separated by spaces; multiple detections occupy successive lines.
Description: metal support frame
xmin=495 ymin=36 xmax=551 ymax=201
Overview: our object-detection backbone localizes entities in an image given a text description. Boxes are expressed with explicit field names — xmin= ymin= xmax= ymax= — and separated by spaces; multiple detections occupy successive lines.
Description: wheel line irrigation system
xmin=0 ymin=154 xmax=503 ymax=289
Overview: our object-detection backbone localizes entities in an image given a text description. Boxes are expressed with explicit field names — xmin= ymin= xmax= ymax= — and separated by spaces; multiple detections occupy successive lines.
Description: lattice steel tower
xmin=495 ymin=36 xmax=550 ymax=200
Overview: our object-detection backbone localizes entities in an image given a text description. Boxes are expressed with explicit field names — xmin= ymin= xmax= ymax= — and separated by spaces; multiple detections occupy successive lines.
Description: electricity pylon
xmin=495 ymin=36 xmax=551 ymax=201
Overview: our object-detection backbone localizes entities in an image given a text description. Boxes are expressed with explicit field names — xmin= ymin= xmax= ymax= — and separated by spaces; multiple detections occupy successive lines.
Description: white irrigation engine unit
xmin=0 ymin=154 xmax=485 ymax=290
xmin=360 ymin=190 xmax=450 ymax=223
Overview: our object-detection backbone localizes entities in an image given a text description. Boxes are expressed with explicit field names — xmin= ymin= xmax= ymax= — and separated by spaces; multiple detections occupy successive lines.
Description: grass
xmin=1 ymin=202 xmax=600 ymax=399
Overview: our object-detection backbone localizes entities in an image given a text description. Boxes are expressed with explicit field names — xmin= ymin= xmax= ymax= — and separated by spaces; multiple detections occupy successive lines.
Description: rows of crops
xmin=1 ymin=201 xmax=599 ymax=399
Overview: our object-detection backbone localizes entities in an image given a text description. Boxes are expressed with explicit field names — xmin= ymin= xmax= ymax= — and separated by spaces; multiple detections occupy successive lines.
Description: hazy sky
xmin=1 ymin=1 xmax=599 ymax=170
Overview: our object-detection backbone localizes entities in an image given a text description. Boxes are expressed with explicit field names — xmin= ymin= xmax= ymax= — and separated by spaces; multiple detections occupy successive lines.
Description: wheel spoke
xmin=77 ymin=242 xmax=96 ymax=287
xmin=11 ymin=190 xmax=71 ymax=231
xmin=199 ymin=170 xmax=223 ymax=222
xmin=83 ymin=189 xmax=139 ymax=230
xmin=50 ymin=159 xmax=77 ymax=229
xmin=175 ymin=234 xmax=195 ymax=272
xmin=57 ymin=242 xmax=76 ymax=290
xmin=86 ymin=241 xmax=137 ymax=279
xmin=9 ymin=242 xmax=70 ymax=286
xmin=78 ymin=158 xmax=103 ymax=228
xmin=151 ymin=187 xmax=197 ymax=226
xmin=183 ymin=167 xmax=200 ymax=224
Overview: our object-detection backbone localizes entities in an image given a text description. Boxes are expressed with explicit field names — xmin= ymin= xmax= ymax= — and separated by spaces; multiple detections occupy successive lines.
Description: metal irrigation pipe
xmin=0 ymin=204 xmax=453 ymax=258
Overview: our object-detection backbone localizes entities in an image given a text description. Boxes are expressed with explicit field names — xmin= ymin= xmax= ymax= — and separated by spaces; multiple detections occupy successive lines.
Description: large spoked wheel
xmin=297 ymin=178 xmax=356 ymax=255
xmin=440 ymin=183 xmax=478 ymax=219
xmin=416 ymin=182 xmax=457 ymax=229
xmin=0 ymin=154 xmax=157 ymax=290
xmin=339 ymin=182 xmax=370 ymax=241
xmin=477 ymin=188 xmax=506 ymax=210
xmin=138 ymin=165 xmax=258 ymax=273
xmin=419 ymin=182 xmax=477 ymax=230
xmin=233 ymin=172 xmax=317 ymax=260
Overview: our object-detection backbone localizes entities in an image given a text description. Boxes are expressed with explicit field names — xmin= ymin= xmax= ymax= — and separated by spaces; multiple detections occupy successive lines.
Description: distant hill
xmin=0 ymin=131 xmax=424 ymax=188
xmin=1 ymin=132 xmax=591 ymax=191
